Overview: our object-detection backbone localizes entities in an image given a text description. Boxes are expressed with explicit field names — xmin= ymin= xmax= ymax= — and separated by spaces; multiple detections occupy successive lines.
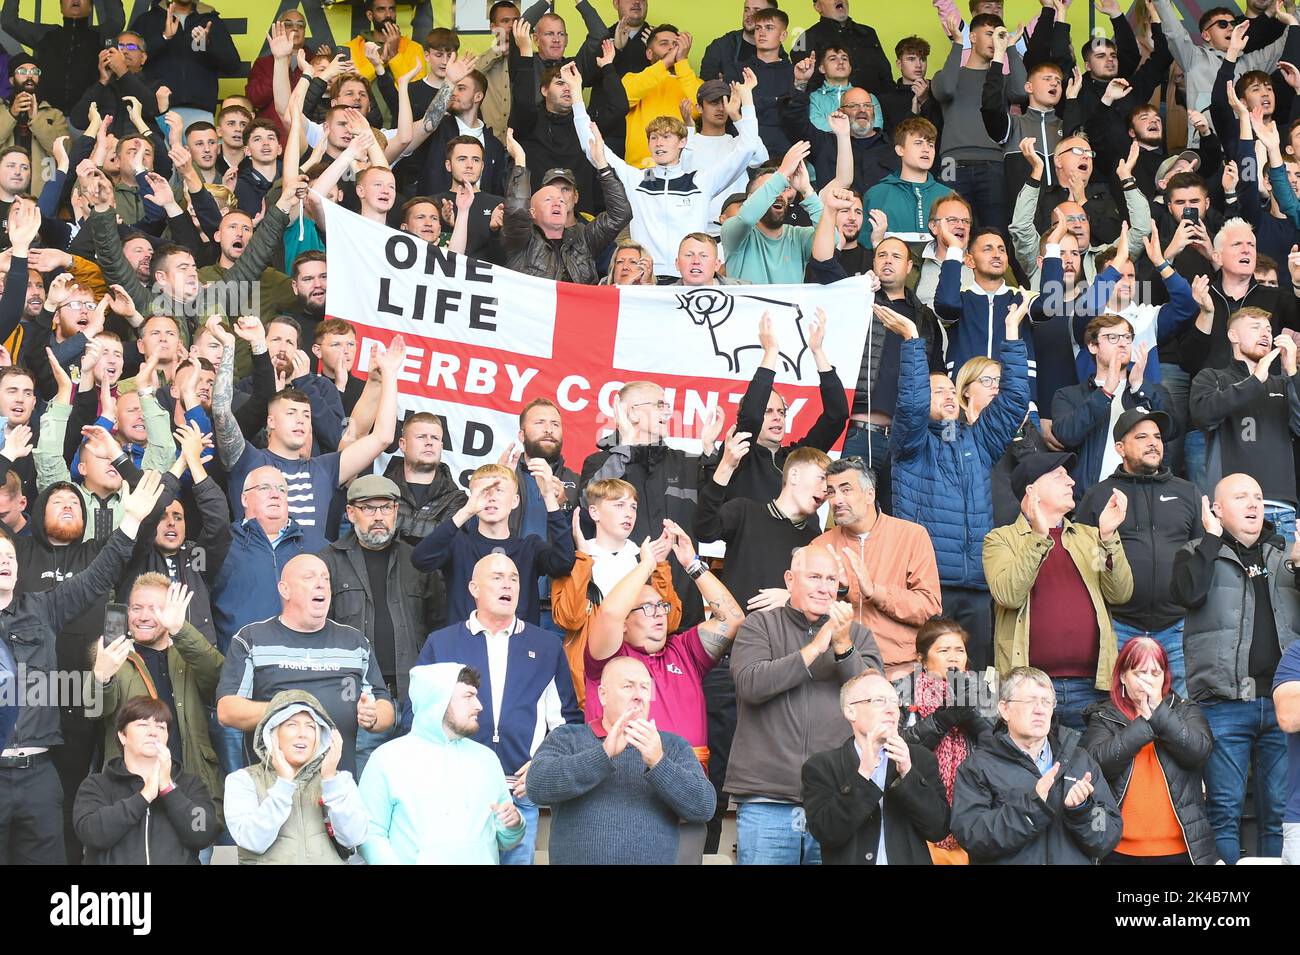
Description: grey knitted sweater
xmin=526 ymin=723 xmax=716 ymax=864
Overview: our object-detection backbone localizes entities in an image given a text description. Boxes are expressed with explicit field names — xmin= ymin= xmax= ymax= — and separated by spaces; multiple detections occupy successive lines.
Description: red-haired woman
xmin=895 ymin=617 xmax=995 ymax=864
xmin=1080 ymin=637 xmax=1217 ymax=865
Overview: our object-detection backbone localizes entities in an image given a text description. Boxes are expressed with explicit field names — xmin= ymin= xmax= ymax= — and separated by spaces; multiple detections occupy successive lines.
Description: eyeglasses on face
xmin=1098 ymin=332 xmax=1134 ymax=345
xmin=1059 ymin=146 xmax=1096 ymax=159
xmin=1006 ymin=697 xmax=1055 ymax=711
xmin=974 ymin=375 xmax=1002 ymax=388
xmin=14 ymin=67 xmax=40 ymax=77
xmin=353 ymin=502 xmax=396 ymax=516
xmin=933 ymin=215 xmax=971 ymax=227
xmin=59 ymin=301 xmax=93 ymax=311
xmin=117 ymin=42 xmax=142 ymax=51
xmin=1207 ymin=18 xmax=1236 ymax=31
xmin=632 ymin=601 xmax=671 ymax=618
xmin=847 ymin=696 xmax=900 ymax=709
xmin=248 ymin=482 xmax=288 ymax=495
xmin=633 ymin=400 xmax=671 ymax=411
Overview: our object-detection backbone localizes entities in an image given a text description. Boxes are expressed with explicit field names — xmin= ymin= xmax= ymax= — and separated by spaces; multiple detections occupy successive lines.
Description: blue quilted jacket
xmin=891 ymin=337 xmax=1030 ymax=589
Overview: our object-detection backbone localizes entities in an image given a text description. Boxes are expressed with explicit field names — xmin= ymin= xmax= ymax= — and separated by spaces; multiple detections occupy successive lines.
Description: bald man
xmin=725 ymin=544 xmax=883 ymax=865
xmin=527 ymin=656 xmax=716 ymax=865
xmin=1171 ymin=472 xmax=1300 ymax=862
xmin=404 ymin=553 xmax=581 ymax=865
xmin=216 ymin=553 xmax=395 ymax=776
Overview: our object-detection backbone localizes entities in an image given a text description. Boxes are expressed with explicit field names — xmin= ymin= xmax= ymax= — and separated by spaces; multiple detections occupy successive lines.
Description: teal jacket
xmin=358 ymin=663 xmax=525 ymax=865
xmin=863 ymin=173 xmax=953 ymax=246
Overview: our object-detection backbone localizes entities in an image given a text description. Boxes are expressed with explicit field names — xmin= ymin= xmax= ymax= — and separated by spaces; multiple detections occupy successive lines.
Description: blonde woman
xmin=601 ymin=240 xmax=655 ymax=286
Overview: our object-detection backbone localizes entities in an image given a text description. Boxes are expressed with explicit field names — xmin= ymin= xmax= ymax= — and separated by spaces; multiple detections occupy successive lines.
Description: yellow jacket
xmin=347 ymin=35 xmax=426 ymax=85
xmin=983 ymin=515 xmax=1133 ymax=691
xmin=622 ymin=60 xmax=702 ymax=168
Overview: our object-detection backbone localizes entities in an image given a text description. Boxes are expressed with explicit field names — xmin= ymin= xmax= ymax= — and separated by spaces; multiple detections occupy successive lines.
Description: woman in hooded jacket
xmin=223 ymin=689 xmax=369 ymax=865
xmin=1080 ymin=637 xmax=1218 ymax=865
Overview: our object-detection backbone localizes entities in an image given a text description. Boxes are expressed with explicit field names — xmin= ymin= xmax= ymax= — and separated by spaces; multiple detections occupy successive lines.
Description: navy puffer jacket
xmin=891 ymin=337 xmax=1030 ymax=589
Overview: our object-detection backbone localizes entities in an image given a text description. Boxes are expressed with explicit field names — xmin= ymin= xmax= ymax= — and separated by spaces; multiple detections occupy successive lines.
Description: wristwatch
xmin=686 ymin=559 xmax=707 ymax=580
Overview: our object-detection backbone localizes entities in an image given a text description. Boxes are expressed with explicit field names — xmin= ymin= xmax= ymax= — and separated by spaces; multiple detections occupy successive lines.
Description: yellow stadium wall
xmin=8 ymin=0 xmax=1131 ymax=98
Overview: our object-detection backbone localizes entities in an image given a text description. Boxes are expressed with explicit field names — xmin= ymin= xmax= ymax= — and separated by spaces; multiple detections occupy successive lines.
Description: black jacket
xmin=73 ymin=756 xmax=217 ymax=865
xmin=319 ymin=532 xmax=446 ymax=700
xmin=720 ymin=365 xmax=848 ymax=503
xmin=792 ymin=17 xmax=893 ymax=97
xmin=950 ymin=724 xmax=1123 ymax=864
xmin=2 ymin=527 xmax=136 ymax=747
xmin=802 ymin=736 xmax=950 ymax=865
xmin=1178 ymin=278 xmax=1300 ymax=376
xmin=14 ymin=481 xmax=118 ymax=676
xmin=21 ymin=13 xmax=124 ymax=115
xmin=69 ymin=70 xmax=162 ymax=138
xmin=1076 ymin=468 xmax=1199 ymax=632
xmin=118 ymin=473 xmax=232 ymax=645
xmin=779 ymin=87 xmax=899 ymax=196
xmin=1080 ymin=696 xmax=1218 ymax=865
xmin=418 ymin=117 xmax=508 ymax=198
xmin=501 ymin=165 xmax=631 ymax=286
xmin=131 ymin=3 xmax=240 ymax=112
xmin=383 ymin=456 xmax=468 ymax=546
xmin=1190 ymin=358 xmax=1300 ymax=508
xmin=1049 ymin=379 xmax=1175 ymax=500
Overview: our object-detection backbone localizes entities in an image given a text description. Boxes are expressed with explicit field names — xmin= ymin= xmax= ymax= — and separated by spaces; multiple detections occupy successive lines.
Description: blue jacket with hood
xmin=360 ymin=663 xmax=524 ymax=865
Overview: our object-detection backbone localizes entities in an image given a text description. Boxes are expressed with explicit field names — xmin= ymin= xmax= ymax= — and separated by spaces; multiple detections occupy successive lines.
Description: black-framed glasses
xmin=353 ymin=502 xmax=396 ymax=516
xmin=974 ymin=375 xmax=1002 ymax=388
xmin=1207 ymin=18 xmax=1236 ymax=31
xmin=632 ymin=601 xmax=671 ymax=618
xmin=1098 ymin=332 xmax=1134 ymax=345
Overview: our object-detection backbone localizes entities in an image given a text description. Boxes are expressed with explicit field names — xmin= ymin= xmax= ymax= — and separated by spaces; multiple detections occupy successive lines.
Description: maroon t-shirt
xmin=1027 ymin=527 xmax=1099 ymax=679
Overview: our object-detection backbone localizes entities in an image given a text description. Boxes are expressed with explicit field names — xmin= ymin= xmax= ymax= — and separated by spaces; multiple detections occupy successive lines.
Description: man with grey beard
xmin=319 ymin=475 xmax=447 ymax=777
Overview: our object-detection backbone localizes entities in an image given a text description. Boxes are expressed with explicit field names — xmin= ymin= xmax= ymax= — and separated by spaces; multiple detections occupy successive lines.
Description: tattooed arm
xmin=211 ymin=335 xmax=247 ymax=470
xmin=693 ymin=568 xmax=746 ymax=661
xmin=404 ymin=81 xmax=455 ymax=154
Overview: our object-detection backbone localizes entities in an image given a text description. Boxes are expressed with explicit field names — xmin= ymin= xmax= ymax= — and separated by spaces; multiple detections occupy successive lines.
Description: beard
xmin=850 ymin=119 xmax=873 ymax=137
xmin=45 ymin=514 xmax=85 ymax=544
xmin=405 ymin=455 xmax=438 ymax=475
xmin=760 ymin=207 xmax=786 ymax=229
xmin=443 ymin=714 xmax=478 ymax=739
xmin=356 ymin=523 xmax=395 ymax=548
xmin=523 ymin=437 xmax=560 ymax=461
xmin=1126 ymin=457 xmax=1161 ymax=476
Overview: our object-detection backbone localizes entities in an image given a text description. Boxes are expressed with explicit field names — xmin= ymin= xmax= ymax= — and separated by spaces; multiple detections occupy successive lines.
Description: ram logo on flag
xmin=322 ymin=200 xmax=873 ymax=488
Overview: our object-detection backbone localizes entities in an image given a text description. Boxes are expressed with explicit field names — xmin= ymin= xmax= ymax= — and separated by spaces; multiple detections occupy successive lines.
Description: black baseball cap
xmin=1112 ymin=407 xmax=1172 ymax=443
xmin=1011 ymin=452 xmax=1078 ymax=500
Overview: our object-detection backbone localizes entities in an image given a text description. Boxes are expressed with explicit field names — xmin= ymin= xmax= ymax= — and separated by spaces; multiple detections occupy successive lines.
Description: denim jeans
xmin=736 ymin=802 xmax=822 ymax=865
xmin=944 ymin=158 xmax=1007 ymax=230
xmin=498 ymin=793 xmax=538 ymax=865
xmin=1114 ymin=620 xmax=1187 ymax=697
xmin=209 ymin=707 xmax=247 ymax=777
xmin=1200 ymin=697 xmax=1287 ymax=861
xmin=1283 ymin=823 xmax=1300 ymax=865
xmin=354 ymin=707 xmax=402 ymax=783
xmin=1265 ymin=504 xmax=1297 ymax=548
xmin=1051 ymin=677 xmax=1108 ymax=733
xmin=842 ymin=425 xmax=892 ymax=514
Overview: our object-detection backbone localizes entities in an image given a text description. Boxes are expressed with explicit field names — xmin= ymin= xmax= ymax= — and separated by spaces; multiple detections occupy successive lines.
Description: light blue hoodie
xmin=358 ymin=663 xmax=525 ymax=865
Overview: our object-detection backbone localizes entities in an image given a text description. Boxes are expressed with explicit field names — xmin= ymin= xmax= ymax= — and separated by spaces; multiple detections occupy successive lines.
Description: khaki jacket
xmin=983 ymin=515 xmax=1133 ymax=691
